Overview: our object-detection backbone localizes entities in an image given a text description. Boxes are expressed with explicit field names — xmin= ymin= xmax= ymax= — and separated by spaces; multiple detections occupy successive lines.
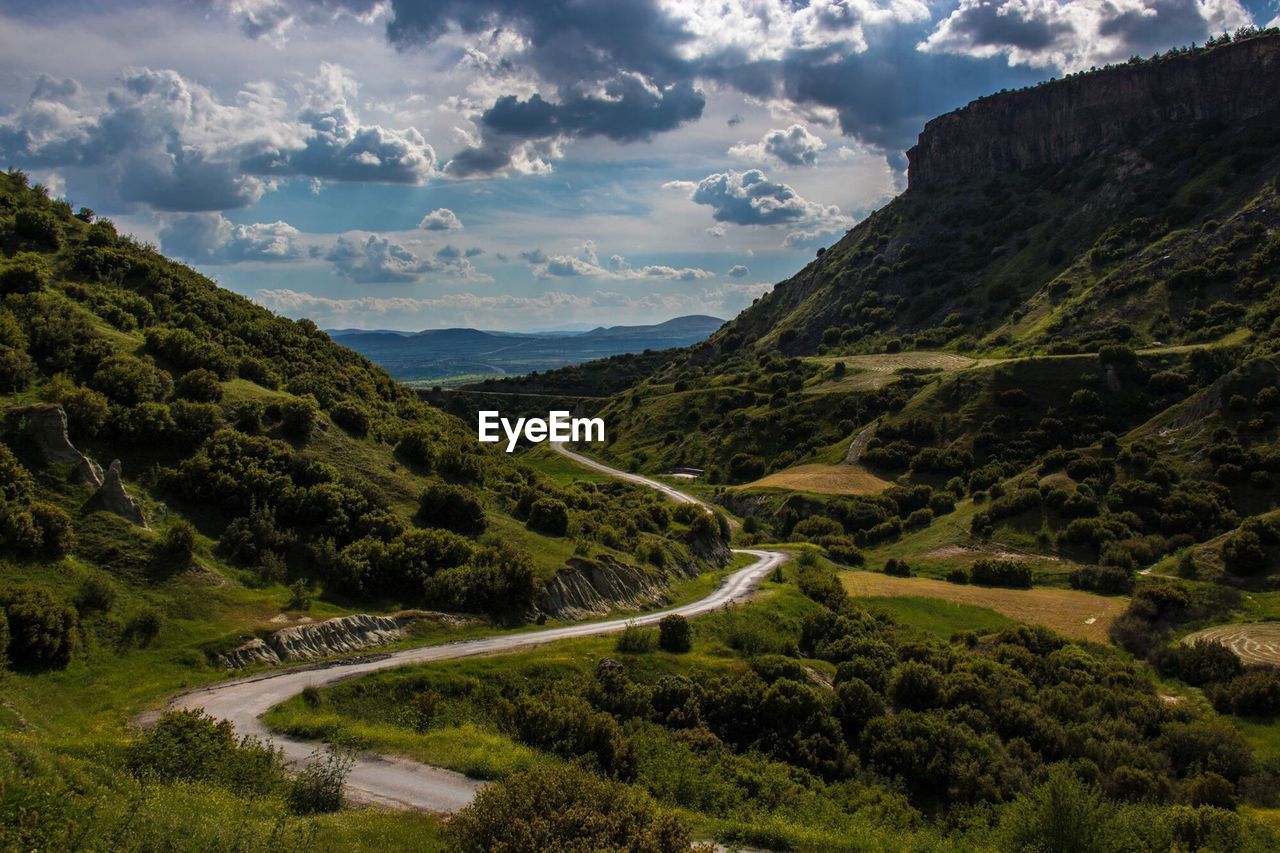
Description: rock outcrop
xmin=908 ymin=34 xmax=1280 ymax=189
xmin=217 ymin=611 xmax=470 ymax=669
xmin=4 ymin=404 xmax=103 ymax=486
xmin=85 ymin=460 xmax=147 ymax=528
xmin=540 ymin=555 xmax=698 ymax=620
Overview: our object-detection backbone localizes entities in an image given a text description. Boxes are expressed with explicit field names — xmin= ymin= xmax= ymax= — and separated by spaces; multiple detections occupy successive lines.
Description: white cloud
xmin=727 ymin=264 xmax=750 ymax=278
xmin=418 ymin=207 xmax=463 ymax=230
xmin=729 ymin=124 xmax=826 ymax=166
xmin=0 ymin=63 xmax=436 ymax=212
xmin=668 ymin=168 xmax=852 ymax=247
xmin=522 ymin=240 xmax=716 ymax=281
xmin=159 ymin=212 xmax=302 ymax=263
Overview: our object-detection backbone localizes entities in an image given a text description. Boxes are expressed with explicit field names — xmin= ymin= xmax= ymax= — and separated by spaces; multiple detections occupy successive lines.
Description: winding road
xmin=168 ymin=443 xmax=785 ymax=812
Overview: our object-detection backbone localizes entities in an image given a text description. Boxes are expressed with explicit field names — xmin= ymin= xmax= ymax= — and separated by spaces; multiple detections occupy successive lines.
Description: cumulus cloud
xmin=0 ymin=63 xmax=436 ymax=212
xmin=730 ymin=124 xmax=827 ymax=167
xmin=668 ymin=169 xmax=852 ymax=244
xmin=921 ymin=0 xmax=1252 ymax=71
xmin=320 ymin=235 xmax=436 ymax=283
xmin=521 ymin=240 xmax=716 ymax=281
xmin=419 ymin=208 xmax=463 ymax=230
xmin=727 ymin=264 xmax=750 ymax=278
xmin=159 ymin=213 xmax=302 ymax=263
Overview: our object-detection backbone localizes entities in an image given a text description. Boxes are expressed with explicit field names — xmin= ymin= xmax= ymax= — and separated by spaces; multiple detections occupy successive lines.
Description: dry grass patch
xmin=742 ymin=464 xmax=892 ymax=495
xmin=805 ymin=352 xmax=988 ymax=392
xmin=841 ymin=571 xmax=1126 ymax=643
xmin=1182 ymin=623 xmax=1280 ymax=666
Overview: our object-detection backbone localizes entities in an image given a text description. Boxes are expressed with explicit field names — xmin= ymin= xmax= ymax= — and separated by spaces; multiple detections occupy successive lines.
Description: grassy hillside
xmin=0 ymin=170 xmax=729 ymax=848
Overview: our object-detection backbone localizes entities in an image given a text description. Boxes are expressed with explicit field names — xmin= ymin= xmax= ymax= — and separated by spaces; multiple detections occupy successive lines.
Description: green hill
xmin=0 ymin=169 xmax=729 ymax=847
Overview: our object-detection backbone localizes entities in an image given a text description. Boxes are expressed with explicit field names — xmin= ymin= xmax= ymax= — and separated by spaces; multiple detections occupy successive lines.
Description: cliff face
xmin=907 ymin=34 xmax=1280 ymax=188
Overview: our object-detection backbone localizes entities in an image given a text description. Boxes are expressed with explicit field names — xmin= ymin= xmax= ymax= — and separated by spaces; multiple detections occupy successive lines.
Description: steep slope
xmin=554 ymin=31 xmax=1280 ymax=608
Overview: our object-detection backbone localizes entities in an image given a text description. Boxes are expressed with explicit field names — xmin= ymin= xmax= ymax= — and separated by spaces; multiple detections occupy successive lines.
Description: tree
xmin=998 ymin=765 xmax=1111 ymax=853
xmin=0 ymin=584 xmax=77 ymax=670
xmin=449 ymin=764 xmax=691 ymax=853
xmin=658 ymin=614 xmax=692 ymax=653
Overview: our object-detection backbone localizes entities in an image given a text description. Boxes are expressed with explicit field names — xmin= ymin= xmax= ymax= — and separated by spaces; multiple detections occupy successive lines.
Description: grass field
xmin=741 ymin=463 xmax=893 ymax=495
xmin=842 ymin=571 xmax=1126 ymax=643
xmin=860 ymin=596 xmax=1015 ymax=640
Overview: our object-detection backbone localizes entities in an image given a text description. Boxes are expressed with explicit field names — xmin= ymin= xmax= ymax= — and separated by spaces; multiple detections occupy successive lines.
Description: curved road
xmin=168 ymin=443 xmax=784 ymax=812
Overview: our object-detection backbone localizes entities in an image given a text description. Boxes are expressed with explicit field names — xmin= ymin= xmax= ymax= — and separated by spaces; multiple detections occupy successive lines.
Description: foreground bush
xmin=658 ymin=614 xmax=691 ymax=653
xmin=448 ymin=764 xmax=692 ymax=853
xmin=127 ymin=709 xmax=284 ymax=794
xmin=287 ymin=746 xmax=352 ymax=814
xmin=0 ymin=584 xmax=77 ymax=670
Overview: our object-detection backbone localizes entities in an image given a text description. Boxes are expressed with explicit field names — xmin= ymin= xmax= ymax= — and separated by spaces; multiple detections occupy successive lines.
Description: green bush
xmin=174 ymin=368 xmax=223 ymax=403
xmin=287 ymin=746 xmax=352 ymax=814
xmin=970 ymin=558 xmax=1031 ymax=588
xmin=330 ymin=401 xmax=371 ymax=436
xmin=616 ymin=623 xmax=656 ymax=653
xmin=418 ymin=483 xmax=487 ymax=535
xmin=658 ymin=614 xmax=692 ymax=653
xmin=449 ymin=764 xmax=691 ymax=852
xmin=127 ymin=709 xmax=284 ymax=794
xmin=279 ymin=396 xmax=318 ymax=440
xmin=0 ymin=584 xmax=77 ymax=670
xmin=526 ymin=498 xmax=570 ymax=536
xmin=0 ymin=252 xmax=52 ymax=294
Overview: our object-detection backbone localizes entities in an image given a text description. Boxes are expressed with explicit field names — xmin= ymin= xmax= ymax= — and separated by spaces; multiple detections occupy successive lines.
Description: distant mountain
xmin=327 ymin=315 xmax=724 ymax=384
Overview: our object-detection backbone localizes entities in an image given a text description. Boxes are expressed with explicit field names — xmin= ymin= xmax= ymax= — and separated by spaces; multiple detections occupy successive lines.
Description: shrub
xmin=945 ymin=567 xmax=969 ymax=584
xmin=1158 ymin=639 xmax=1243 ymax=687
xmin=125 ymin=609 xmax=164 ymax=647
xmin=418 ymin=484 xmax=487 ymax=535
xmin=127 ymin=709 xmax=283 ymax=793
xmin=791 ymin=514 xmax=842 ymax=541
xmin=27 ymin=502 xmax=75 ymax=555
xmin=1221 ymin=529 xmax=1269 ymax=575
xmin=156 ymin=520 xmax=197 ymax=565
xmin=616 ymin=623 xmax=656 ymax=653
xmin=970 ymin=558 xmax=1032 ymax=588
xmin=0 ymin=252 xmax=52 ymax=294
xmin=658 ymin=614 xmax=692 ymax=653
xmin=526 ymin=498 xmax=570 ymax=536
xmin=0 ymin=584 xmax=77 ymax=670
xmin=1069 ymin=564 xmax=1134 ymax=594
xmin=1209 ymin=668 xmax=1280 ymax=717
xmin=174 ymin=368 xmax=223 ymax=403
xmin=396 ymin=427 xmax=437 ymax=469
xmin=73 ymin=575 xmax=117 ymax=615
xmin=883 ymin=558 xmax=912 ymax=577
xmin=330 ymin=401 xmax=371 ymax=436
xmin=449 ymin=764 xmax=690 ymax=852
xmin=91 ymin=355 xmax=169 ymax=405
xmin=13 ymin=209 xmax=61 ymax=247
xmin=287 ymin=746 xmax=353 ymax=814
xmin=279 ymin=396 xmax=318 ymax=440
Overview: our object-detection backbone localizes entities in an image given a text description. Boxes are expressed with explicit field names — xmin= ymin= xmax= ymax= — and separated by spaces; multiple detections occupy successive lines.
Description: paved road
xmin=168 ymin=444 xmax=784 ymax=812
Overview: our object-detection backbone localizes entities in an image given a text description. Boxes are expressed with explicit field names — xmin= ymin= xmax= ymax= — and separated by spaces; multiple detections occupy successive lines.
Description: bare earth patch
xmin=842 ymin=571 xmax=1126 ymax=643
xmin=742 ymin=463 xmax=892 ymax=495
xmin=922 ymin=544 xmax=1061 ymax=563
xmin=1182 ymin=623 xmax=1280 ymax=666
xmin=806 ymin=352 xmax=988 ymax=392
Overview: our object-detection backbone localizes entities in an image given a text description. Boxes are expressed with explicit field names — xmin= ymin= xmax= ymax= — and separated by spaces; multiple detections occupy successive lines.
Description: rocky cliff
xmin=539 ymin=555 xmax=700 ymax=620
xmin=216 ymin=611 xmax=472 ymax=668
xmin=907 ymin=33 xmax=1280 ymax=188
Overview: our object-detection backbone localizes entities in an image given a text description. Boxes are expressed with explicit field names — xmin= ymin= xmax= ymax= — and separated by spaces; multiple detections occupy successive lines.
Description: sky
xmin=2 ymin=0 xmax=1277 ymax=331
